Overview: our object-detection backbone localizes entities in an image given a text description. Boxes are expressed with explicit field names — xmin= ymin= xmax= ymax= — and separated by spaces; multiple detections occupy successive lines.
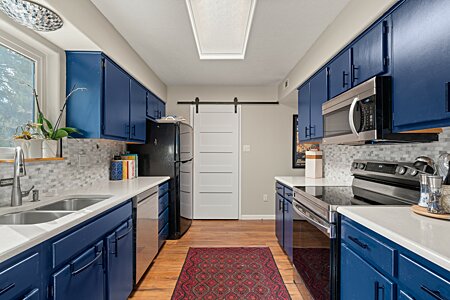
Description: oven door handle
xmin=349 ymin=97 xmax=360 ymax=137
xmin=293 ymin=202 xmax=335 ymax=238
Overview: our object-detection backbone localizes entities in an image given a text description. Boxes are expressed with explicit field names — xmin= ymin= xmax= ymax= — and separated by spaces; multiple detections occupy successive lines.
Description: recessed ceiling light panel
xmin=186 ymin=0 xmax=257 ymax=60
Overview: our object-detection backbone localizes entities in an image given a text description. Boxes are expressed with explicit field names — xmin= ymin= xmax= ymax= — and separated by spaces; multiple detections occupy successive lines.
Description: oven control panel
xmin=351 ymin=160 xmax=420 ymax=180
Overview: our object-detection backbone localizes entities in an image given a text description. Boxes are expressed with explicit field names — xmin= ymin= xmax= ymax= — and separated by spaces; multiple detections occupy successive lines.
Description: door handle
xmin=446 ymin=82 xmax=449 ymax=112
xmin=0 ymin=283 xmax=15 ymax=295
xmin=310 ymin=125 xmax=316 ymax=137
xmin=304 ymin=126 xmax=309 ymax=138
xmin=131 ymin=125 xmax=136 ymax=136
xmin=348 ymin=235 xmax=369 ymax=249
xmin=71 ymin=249 xmax=103 ymax=276
xmin=278 ymin=199 xmax=283 ymax=210
xmin=125 ymin=124 xmax=130 ymax=135
xmin=374 ymin=281 xmax=385 ymax=300
xmin=342 ymin=71 xmax=349 ymax=88
xmin=349 ymin=97 xmax=360 ymax=137
xmin=352 ymin=65 xmax=359 ymax=83
xmin=420 ymin=285 xmax=445 ymax=300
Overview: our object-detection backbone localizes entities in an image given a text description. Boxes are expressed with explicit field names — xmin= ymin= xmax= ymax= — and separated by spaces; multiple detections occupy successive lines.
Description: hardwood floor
xmin=130 ymin=220 xmax=305 ymax=299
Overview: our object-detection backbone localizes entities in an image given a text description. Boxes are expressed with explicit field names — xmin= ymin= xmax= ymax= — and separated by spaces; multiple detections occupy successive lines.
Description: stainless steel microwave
xmin=321 ymin=76 xmax=438 ymax=145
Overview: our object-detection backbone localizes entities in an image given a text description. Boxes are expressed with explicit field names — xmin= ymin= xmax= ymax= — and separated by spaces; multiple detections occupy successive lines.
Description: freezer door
xmin=180 ymin=159 xmax=193 ymax=220
xmin=179 ymin=122 xmax=193 ymax=162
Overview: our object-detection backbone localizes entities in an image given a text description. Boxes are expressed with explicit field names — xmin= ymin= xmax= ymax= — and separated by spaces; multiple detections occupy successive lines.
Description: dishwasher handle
xmin=293 ymin=202 xmax=335 ymax=238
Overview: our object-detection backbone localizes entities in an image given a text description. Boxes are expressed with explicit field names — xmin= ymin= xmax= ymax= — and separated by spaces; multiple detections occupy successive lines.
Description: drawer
xmin=276 ymin=182 xmax=284 ymax=197
xmin=52 ymin=201 xmax=132 ymax=268
xmin=398 ymin=254 xmax=450 ymax=300
xmin=158 ymin=207 xmax=169 ymax=232
xmin=158 ymin=192 xmax=169 ymax=215
xmin=159 ymin=181 xmax=169 ymax=197
xmin=22 ymin=288 xmax=39 ymax=300
xmin=0 ymin=253 xmax=39 ymax=300
xmin=158 ymin=223 xmax=169 ymax=249
xmin=284 ymin=187 xmax=293 ymax=202
xmin=341 ymin=220 xmax=395 ymax=276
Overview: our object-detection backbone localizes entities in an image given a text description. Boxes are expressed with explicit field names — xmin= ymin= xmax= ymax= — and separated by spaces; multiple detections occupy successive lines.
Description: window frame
xmin=0 ymin=33 xmax=44 ymax=122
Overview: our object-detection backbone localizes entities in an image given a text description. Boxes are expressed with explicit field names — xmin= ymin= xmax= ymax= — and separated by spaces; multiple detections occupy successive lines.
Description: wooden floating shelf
xmin=0 ymin=157 xmax=66 ymax=164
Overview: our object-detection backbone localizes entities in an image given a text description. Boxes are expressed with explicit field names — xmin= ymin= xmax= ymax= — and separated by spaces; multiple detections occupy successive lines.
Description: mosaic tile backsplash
xmin=322 ymin=127 xmax=450 ymax=185
xmin=0 ymin=139 xmax=125 ymax=206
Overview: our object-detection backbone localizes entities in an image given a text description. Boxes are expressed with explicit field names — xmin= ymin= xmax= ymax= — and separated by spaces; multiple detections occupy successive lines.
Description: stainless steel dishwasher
xmin=133 ymin=186 xmax=158 ymax=285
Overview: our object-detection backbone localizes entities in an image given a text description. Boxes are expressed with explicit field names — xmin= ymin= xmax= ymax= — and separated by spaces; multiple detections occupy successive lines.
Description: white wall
xmin=38 ymin=0 xmax=167 ymax=100
xmin=278 ymin=0 xmax=397 ymax=100
xmin=167 ymin=85 xmax=303 ymax=218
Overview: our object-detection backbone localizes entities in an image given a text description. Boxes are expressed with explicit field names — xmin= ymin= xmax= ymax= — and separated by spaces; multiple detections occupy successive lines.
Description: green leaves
xmin=37 ymin=112 xmax=81 ymax=140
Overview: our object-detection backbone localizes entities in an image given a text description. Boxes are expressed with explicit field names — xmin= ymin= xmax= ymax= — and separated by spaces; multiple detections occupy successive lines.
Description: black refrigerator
xmin=128 ymin=120 xmax=193 ymax=239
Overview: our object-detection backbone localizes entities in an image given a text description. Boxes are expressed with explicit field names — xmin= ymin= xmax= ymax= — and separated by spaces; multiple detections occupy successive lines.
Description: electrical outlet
xmin=243 ymin=145 xmax=251 ymax=152
xmin=263 ymin=194 xmax=268 ymax=202
xmin=78 ymin=154 xmax=89 ymax=167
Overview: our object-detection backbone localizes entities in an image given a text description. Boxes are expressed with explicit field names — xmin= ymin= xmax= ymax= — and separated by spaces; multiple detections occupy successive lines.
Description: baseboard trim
xmin=240 ymin=215 xmax=275 ymax=220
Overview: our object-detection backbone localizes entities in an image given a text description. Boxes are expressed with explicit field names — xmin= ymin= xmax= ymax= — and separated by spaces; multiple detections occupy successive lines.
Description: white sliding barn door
xmin=192 ymin=105 xmax=240 ymax=219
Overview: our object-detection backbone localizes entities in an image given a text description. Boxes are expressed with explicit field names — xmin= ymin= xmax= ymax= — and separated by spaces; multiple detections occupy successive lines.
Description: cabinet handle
xmin=285 ymin=193 xmax=292 ymax=197
xmin=278 ymin=199 xmax=283 ymax=210
xmin=348 ymin=235 xmax=368 ymax=249
xmin=446 ymin=82 xmax=449 ymax=112
xmin=117 ymin=225 xmax=133 ymax=241
xmin=421 ymin=285 xmax=445 ymax=300
xmin=125 ymin=124 xmax=130 ymax=135
xmin=374 ymin=281 xmax=385 ymax=300
xmin=284 ymin=203 xmax=288 ymax=213
xmin=132 ymin=125 xmax=136 ymax=136
xmin=310 ymin=125 xmax=316 ymax=137
xmin=0 ymin=283 xmax=15 ymax=295
xmin=352 ymin=65 xmax=359 ymax=83
xmin=71 ymin=249 xmax=103 ymax=276
xmin=342 ymin=71 xmax=349 ymax=88
xmin=304 ymin=126 xmax=309 ymax=138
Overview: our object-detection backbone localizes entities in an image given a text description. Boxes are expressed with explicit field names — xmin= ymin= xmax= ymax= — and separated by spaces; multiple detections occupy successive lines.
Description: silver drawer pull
xmin=0 ymin=283 xmax=15 ymax=295
xmin=71 ymin=250 xmax=102 ymax=276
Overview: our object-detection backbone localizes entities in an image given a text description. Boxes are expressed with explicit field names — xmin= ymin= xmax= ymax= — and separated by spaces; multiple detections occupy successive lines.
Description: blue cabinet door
xmin=398 ymin=290 xmax=414 ymax=300
xmin=328 ymin=50 xmax=351 ymax=99
xmin=0 ymin=253 xmax=39 ymax=300
xmin=283 ymin=199 xmax=293 ymax=262
xmin=275 ymin=193 xmax=284 ymax=248
xmin=22 ymin=288 xmax=39 ymax=300
xmin=103 ymin=58 xmax=130 ymax=139
xmin=341 ymin=244 xmax=394 ymax=300
xmin=309 ymin=68 xmax=328 ymax=139
xmin=52 ymin=241 xmax=104 ymax=300
xmin=146 ymin=92 xmax=158 ymax=119
xmin=352 ymin=20 xmax=388 ymax=86
xmin=391 ymin=0 xmax=450 ymax=131
xmin=298 ymin=84 xmax=311 ymax=141
xmin=129 ymin=79 xmax=147 ymax=142
xmin=158 ymin=100 xmax=166 ymax=118
xmin=106 ymin=219 xmax=133 ymax=300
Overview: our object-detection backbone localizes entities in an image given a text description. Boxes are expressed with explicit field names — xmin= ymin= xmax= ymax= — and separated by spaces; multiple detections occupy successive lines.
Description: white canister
xmin=42 ymin=140 xmax=58 ymax=158
xmin=305 ymin=150 xmax=323 ymax=178
xmin=28 ymin=139 xmax=43 ymax=158
xmin=13 ymin=139 xmax=30 ymax=158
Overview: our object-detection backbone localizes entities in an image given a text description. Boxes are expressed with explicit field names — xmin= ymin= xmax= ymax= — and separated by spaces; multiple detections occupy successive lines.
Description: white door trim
xmin=190 ymin=104 xmax=241 ymax=219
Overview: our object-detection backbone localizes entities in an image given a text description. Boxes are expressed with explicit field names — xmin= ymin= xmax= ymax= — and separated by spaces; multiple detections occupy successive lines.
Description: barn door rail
xmin=177 ymin=97 xmax=279 ymax=113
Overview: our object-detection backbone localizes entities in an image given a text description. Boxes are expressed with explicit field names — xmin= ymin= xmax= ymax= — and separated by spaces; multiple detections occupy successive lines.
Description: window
xmin=0 ymin=42 xmax=36 ymax=146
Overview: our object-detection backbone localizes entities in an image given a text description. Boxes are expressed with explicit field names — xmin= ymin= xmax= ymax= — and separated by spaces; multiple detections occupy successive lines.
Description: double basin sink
xmin=0 ymin=196 xmax=111 ymax=225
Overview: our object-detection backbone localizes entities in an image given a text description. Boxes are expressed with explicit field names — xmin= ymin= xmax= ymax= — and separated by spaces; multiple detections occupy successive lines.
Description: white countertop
xmin=0 ymin=176 xmax=169 ymax=264
xmin=338 ymin=206 xmax=450 ymax=272
xmin=274 ymin=176 xmax=350 ymax=188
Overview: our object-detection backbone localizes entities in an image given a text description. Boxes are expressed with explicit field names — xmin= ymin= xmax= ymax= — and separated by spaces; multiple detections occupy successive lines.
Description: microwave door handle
xmin=349 ymin=97 xmax=360 ymax=137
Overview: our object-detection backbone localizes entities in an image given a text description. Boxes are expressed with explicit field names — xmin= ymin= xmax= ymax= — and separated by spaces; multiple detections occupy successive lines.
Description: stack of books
xmin=110 ymin=154 xmax=139 ymax=181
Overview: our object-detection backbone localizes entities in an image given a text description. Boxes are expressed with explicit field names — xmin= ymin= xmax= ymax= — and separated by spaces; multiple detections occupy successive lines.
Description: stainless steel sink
xmin=0 ymin=211 xmax=72 ymax=225
xmin=35 ymin=197 xmax=109 ymax=211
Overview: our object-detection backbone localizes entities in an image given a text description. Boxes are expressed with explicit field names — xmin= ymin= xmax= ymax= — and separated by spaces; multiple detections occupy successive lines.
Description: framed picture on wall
xmin=292 ymin=115 xmax=320 ymax=168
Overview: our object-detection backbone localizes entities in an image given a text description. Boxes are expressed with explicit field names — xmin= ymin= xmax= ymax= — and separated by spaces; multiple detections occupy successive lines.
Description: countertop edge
xmin=0 ymin=177 xmax=170 ymax=264
xmin=337 ymin=207 xmax=450 ymax=272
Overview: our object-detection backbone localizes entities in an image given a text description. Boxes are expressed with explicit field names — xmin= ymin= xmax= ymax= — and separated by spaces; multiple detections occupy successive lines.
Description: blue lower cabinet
xmin=398 ymin=290 xmax=414 ymax=300
xmin=283 ymin=199 xmax=293 ymax=262
xmin=51 ymin=241 xmax=104 ymax=300
xmin=275 ymin=193 xmax=284 ymax=247
xmin=0 ymin=253 xmax=39 ymax=300
xmin=106 ymin=219 xmax=134 ymax=300
xmin=22 ymin=288 xmax=39 ymax=300
xmin=158 ymin=208 xmax=169 ymax=231
xmin=158 ymin=223 xmax=169 ymax=249
xmin=341 ymin=243 xmax=394 ymax=300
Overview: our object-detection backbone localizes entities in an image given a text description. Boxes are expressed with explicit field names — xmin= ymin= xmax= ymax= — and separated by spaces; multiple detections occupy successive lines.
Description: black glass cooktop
xmin=295 ymin=185 xmax=412 ymax=206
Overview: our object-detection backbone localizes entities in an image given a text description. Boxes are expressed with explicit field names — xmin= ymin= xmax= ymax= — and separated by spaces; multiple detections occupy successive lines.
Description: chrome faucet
xmin=0 ymin=146 xmax=34 ymax=206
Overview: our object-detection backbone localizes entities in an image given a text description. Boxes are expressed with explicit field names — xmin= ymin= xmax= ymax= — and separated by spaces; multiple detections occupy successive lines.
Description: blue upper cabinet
xmin=129 ymin=79 xmax=147 ymax=142
xmin=298 ymin=83 xmax=311 ymax=141
xmin=309 ymin=68 xmax=328 ymax=139
xmin=391 ymin=0 xmax=450 ymax=132
xmin=328 ymin=50 xmax=351 ymax=99
xmin=146 ymin=92 xmax=166 ymax=120
xmin=104 ymin=58 xmax=130 ymax=140
xmin=158 ymin=99 xmax=166 ymax=118
xmin=66 ymin=51 xmax=164 ymax=142
xmin=351 ymin=20 xmax=389 ymax=86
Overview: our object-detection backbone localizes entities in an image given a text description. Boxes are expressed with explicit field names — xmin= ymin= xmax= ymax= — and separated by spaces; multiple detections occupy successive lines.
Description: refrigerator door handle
xmin=180 ymin=158 xmax=193 ymax=164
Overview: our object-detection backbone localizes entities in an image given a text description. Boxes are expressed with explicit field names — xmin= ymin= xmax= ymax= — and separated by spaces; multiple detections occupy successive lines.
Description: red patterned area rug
xmin=171 ymin=247 xmax=291 ymax=300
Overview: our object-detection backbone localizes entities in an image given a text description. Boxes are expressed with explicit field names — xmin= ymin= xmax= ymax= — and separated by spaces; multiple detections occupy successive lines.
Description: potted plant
xmin=13 ymin=122 xmax=43 ymax=158
xmin=32 ymin=86 xmax=84 ymax=158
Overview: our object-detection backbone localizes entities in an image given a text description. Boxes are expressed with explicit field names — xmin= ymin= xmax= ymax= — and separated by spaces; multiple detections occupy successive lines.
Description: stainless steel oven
xmin=322 ymin=76 xmax=437 ymax=145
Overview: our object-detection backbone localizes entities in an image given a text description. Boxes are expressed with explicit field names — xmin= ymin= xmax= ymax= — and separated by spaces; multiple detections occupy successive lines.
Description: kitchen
xmin=0 ymin=0 xmax=449 ymax=299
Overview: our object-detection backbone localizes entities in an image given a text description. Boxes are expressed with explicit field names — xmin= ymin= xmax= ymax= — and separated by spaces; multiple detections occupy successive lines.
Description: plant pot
xmin=28 ymin=139 xmax=43 ymax=158
xmin=42 ymin=140 xmax=58 ymax=158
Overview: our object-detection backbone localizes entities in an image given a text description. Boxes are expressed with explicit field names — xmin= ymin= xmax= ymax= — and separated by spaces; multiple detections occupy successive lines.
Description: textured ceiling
xmin=91 ymin=0 xmax=351 ymax=86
